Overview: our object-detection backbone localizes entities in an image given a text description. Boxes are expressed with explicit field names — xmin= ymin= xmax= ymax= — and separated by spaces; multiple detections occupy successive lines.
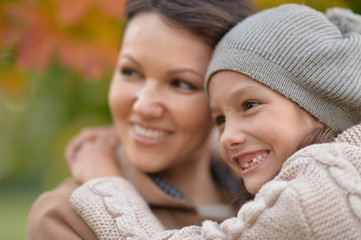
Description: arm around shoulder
xmin=70 ymin=176 xmax=311 ymax=240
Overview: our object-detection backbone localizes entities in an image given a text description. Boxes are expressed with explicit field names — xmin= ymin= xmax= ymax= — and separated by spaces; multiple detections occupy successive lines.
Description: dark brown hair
xmin=297 ymin=125 xmax=341 ymax=150
xmin=125 ymin=0 xmax=257 ymax=47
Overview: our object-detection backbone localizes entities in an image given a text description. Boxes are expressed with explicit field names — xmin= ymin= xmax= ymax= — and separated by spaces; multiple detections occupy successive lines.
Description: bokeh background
xmin=0 ymin=0 xmax=359 ymax=239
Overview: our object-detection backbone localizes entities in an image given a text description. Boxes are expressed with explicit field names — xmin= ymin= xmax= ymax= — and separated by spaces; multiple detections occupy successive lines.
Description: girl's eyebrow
xmin=167 ymin=69 xmax=203 ymax=79
xmin=210 ymin=86 xmax=264 ymax=113
xmin=230 ymin=85 xmax=265 ymax=100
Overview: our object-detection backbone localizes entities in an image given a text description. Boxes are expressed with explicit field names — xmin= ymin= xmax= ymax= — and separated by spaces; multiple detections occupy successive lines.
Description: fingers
xmin=65 ymin=126 xmax=115 ymax=166
xmin=64 ymin=128 xmax=98 ymax=168
xmin=69 ymin=138 xmax=122 ymax=184
xmin=64 ymin=125 xmax=120 ymax=176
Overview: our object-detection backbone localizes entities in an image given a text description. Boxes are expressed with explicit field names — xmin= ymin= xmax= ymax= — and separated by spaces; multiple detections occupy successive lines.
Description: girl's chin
xmin=244 ymin=181 xmax=265 ymax=195
xmin=246 ymin=188 xmax=259 ymax=195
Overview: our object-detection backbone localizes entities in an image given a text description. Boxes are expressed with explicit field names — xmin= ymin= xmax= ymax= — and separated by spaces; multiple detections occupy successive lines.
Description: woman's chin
xmin=129 ymin=157 xmax=165 ymax=173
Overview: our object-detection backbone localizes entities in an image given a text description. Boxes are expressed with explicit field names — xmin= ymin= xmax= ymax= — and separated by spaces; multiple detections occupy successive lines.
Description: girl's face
xmin=209 ymin=71 xmax=321 ymax=194
xmin=109 ymin=12 xmax=213 ymax=173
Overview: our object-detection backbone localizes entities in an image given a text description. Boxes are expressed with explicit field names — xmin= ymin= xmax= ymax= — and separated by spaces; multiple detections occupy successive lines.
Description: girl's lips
xmin=232 ymin=150 xmax=269 ymax=172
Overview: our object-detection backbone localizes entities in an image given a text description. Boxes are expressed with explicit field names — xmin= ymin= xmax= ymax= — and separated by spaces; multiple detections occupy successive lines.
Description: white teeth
xmin=133 ymin=124 xmax=169 ymax=139
xmin=240 ymin=153 xmax=268 ymax=170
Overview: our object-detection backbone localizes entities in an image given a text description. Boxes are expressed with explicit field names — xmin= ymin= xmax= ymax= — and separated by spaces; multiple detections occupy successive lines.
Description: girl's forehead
xmin=209 ymin=71 xmax=259 ymax=90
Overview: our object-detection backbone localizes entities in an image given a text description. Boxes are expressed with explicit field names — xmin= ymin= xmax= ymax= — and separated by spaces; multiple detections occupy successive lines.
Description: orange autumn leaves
xmin=0 ymin=0 xmax=125 ymax=83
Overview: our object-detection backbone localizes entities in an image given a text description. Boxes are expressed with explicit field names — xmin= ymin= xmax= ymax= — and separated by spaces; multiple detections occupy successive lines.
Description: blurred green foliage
xmin=0 ymin=59 xmax=112 ymax=191
xmin=254 ymin=0 xmax=351 ymax=12
xmin=0 ymin=189 xmax=39 ymax=240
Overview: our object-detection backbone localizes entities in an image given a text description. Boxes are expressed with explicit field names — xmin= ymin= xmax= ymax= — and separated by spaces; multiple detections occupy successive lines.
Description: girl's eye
xmin=120 ymin=68 xmax=141 ymax=78
xmin=170 ymin=79 xmax=197 ymax=91
xmin=214 ymin=115 xmax=225 ymax=126
xmin=243 ymin=101 xmax=260 ymax=110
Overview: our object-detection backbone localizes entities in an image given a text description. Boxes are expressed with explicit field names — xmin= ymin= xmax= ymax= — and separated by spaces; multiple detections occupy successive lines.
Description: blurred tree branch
xmin=0 ymin=0 xmax=125 ymax=80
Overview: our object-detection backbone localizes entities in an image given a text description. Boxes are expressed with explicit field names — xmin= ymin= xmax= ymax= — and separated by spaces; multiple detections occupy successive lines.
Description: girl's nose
xmin=219 ymin=122 xmax=247 ymax=150
xmin=132 ymin=84 xmax=165 ymax=118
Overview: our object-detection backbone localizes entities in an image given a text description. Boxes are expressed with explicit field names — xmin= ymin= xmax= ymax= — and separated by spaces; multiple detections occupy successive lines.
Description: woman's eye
xmin=243 ymin=101 xmax=260 ymax=110
xmin=214 ymin=115 xmax=225 ymax=126
xmin=120 ymin=68 xmax=140 ymax=78
xmin=170 ymin=79 xmax=197 ymax=90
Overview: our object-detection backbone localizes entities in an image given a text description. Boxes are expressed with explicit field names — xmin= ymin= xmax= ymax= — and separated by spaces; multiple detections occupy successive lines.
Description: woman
xmin=25 ymin=0 xmax=256 ymax=239
xmin=70 ymin=4 xmax=361 ymax=239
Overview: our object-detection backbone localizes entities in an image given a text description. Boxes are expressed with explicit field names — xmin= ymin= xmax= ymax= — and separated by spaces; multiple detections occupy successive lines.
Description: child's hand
xmin=65 ymin=125 xmax=119 ymax=168
xmin=69 ymin=136 xmax=122 ymax=184
xmin=64 ymin=125 xmax=122 ymax=184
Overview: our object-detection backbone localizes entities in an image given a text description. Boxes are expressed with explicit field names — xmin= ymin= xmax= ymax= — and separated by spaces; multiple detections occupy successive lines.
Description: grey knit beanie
xmin=206 ymin=4 xmax=361 ymax=130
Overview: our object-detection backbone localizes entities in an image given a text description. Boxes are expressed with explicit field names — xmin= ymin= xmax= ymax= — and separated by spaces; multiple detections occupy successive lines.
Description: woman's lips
xmin=133 ymin=124 xmax=170 ymax=139
xmin=130 ymin=123 xmax=173 ymax=145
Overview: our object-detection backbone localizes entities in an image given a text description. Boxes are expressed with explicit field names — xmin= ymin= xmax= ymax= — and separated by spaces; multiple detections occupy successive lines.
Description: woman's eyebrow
xmin=120 ymin=54 xmax=143 ymax=69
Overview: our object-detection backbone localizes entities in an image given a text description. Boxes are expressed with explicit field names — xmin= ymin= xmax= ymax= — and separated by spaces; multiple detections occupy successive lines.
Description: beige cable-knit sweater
xmin=71 ymin=123 xmax=361 ymax=240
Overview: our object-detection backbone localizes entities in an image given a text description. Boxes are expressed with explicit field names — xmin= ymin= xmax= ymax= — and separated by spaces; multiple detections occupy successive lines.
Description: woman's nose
xmin=132 ymin=83 xmax=165 ymax=118
xmin=219 ymin=122 xmax=247 ymax=150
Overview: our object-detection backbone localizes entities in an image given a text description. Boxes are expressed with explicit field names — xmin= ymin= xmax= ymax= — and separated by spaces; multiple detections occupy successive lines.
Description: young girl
xmin=25 ymin=0 xmax=256 ymax=239
xmin=70 ymin=4 xmax=361 ymax=239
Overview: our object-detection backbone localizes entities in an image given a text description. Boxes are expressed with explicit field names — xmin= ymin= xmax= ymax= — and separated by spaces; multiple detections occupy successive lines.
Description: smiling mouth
xmin=133 ymin=124 xmax=170 ymax=139
xmin=239 ymin=152 xmax=268 ymax=170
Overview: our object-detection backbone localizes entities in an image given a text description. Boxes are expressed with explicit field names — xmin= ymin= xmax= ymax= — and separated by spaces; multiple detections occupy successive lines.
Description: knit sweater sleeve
xmin=70 ymin=176 xmax=312 ymax=239
xmin=70 ymin=177 xmax=167 ymax=239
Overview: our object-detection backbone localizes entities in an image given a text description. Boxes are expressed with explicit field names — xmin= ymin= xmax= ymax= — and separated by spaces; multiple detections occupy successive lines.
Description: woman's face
xmin=209 ymin=71 xmax=321 ymax=194
xmin=109 ymin=12 xmax=213 ymax=173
